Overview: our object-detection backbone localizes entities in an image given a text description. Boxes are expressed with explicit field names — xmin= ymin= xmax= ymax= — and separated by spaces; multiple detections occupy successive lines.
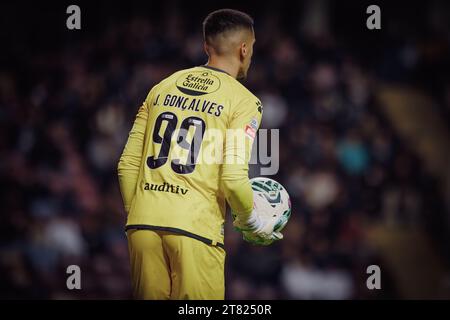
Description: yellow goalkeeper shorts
xmin=126 ymin=228 xmax=226 ymax=300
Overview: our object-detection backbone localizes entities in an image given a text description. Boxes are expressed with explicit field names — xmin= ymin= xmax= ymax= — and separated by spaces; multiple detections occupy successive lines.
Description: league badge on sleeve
xmin=244 ymin=117 xmax=259 ymax=139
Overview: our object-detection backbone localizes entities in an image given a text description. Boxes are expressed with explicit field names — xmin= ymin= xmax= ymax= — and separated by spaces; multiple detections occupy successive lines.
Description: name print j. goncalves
xmin=144 ymin=182 xmax=189 ymax=195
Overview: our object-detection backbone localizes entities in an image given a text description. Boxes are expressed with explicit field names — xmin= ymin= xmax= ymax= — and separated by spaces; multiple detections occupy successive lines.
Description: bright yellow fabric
xmin=118 ymin=66 xmax=262 ymax=245
xmin=127 ymin=229 xmax=225 ymax=300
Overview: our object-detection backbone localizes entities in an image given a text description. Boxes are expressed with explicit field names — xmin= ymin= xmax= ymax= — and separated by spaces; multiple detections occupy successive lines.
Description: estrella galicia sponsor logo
xmin=144 ymin=182 xmax=189 ymax=195
xmin=176 ymin=71 xmax=221 ymax=96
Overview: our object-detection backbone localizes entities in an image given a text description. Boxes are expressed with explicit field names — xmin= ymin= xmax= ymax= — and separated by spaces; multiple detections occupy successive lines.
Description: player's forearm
xmin=117 ymin=147 xmax=145 ymax=213
xmin=117 ymin=103 xmax=148 ymax=213
xmin=221 ymin=128 xmax=256 ymax=220
xmin=117 ymin=169 xmax=138 ymax=213
xmin=222 ymin=165 xmax=254 ymax=220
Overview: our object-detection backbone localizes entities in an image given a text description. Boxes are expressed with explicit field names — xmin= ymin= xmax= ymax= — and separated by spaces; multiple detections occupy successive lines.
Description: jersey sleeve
xmin=117 ymin=88 xmax=154 ymax=213
xmin=221 ymin=95 xmax=263 ymax=220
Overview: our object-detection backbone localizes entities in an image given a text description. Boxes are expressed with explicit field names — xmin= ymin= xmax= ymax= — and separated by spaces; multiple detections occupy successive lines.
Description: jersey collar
xmin=200 ymin=65 xmax=230 ymax=76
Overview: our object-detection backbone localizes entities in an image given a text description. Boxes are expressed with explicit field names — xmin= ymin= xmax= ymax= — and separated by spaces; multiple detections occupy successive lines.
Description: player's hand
xmin=232 ymin=209 xmax=284 ymax=244
xmin=241 ymin=230 xmax=283 ymax=246
xmin=232 ymin=209 xmax=264 ymax=232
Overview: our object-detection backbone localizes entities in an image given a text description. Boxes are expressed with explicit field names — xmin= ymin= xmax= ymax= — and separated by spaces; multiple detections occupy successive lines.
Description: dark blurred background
xmin=0 ymin=0 xmax=449 ymax=299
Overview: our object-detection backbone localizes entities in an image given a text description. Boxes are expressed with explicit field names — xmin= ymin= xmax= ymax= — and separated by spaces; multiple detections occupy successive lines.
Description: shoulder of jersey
xmin=227 ymin=76 xmax=263 ymax=115
xmin=156 ymin=68 xmax=192 ymax=87
xmin=229 ymin=78 xmax=258 ymax=101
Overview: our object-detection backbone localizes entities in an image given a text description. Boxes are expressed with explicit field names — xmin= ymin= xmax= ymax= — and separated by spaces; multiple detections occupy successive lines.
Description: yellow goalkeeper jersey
xmin=117 ymin=65 xmax=263 ymax=247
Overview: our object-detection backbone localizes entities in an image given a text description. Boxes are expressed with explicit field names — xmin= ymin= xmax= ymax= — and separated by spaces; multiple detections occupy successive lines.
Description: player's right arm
xmin=221 ymin=96 xmax=261 ymax=223
xmin=221 ymin=94 xmax=283 ymax=244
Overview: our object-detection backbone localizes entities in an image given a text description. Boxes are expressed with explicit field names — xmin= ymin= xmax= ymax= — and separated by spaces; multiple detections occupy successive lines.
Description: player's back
xmin=124 ymin=65 xmax=262 ymax=246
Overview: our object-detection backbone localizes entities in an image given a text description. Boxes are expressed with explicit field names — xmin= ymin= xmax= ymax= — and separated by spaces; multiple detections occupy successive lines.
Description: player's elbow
xmin=117 ymin=154 xmax=141 ymax=172
xmin=117 ymin=156 xmax=130 ymax=176
xmin=117 ymin=156 xmax=124 ymax=172
xmin=222 ymin=176 xmax=245 ymax=193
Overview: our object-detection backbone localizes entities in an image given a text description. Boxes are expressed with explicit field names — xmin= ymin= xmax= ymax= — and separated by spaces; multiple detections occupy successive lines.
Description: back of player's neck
xmin=205 ymin=59 xmax=238 ymax=79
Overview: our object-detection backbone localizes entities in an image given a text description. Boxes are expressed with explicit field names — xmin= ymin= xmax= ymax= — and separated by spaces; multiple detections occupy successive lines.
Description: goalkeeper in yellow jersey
xmin=117 ymin=9 xmax=281 ymax=300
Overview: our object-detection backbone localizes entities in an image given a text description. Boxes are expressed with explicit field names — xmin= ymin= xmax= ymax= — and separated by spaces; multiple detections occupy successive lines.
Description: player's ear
xmin=203 ymin=42 xmax=210 ymax=56
xmin=240 ymin=42 xmax=247 ymax=61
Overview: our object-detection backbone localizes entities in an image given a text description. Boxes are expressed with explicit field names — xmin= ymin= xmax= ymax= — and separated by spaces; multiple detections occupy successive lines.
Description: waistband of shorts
xmin=125 ymin=224 xmax=225 ymax=249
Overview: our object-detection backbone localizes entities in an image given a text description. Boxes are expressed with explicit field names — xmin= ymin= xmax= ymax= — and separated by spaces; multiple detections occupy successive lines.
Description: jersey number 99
xmin=147 ymin=112 xmax=206 ymax=174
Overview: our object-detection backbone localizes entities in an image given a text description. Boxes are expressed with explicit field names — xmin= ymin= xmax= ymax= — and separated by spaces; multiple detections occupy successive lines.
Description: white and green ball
xmin=249 ymin=176 xmax=292 ymax=233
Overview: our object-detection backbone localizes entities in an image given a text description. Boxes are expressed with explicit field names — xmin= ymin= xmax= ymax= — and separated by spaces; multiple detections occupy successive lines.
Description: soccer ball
xmin=249 ymin=176 xmax=292 ymax=233
xmin=232 ymin=177 xmax=291 ymax=240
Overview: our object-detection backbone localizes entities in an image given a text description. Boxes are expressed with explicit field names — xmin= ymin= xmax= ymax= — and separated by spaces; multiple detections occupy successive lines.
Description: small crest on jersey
xmin=176 ymin=71 xmax=221 ymax=96
xmin=250 ymin=117 xmax=258 ymax=130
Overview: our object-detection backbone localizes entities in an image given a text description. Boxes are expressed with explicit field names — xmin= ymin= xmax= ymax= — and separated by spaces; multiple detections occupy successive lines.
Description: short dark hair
xmin=203 ymin=9 xmax=254 ymax=44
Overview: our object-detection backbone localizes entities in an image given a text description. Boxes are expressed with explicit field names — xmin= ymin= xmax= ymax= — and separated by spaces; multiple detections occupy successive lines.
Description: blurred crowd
xmin=0 ymin=1 xmax=449 ymax=299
